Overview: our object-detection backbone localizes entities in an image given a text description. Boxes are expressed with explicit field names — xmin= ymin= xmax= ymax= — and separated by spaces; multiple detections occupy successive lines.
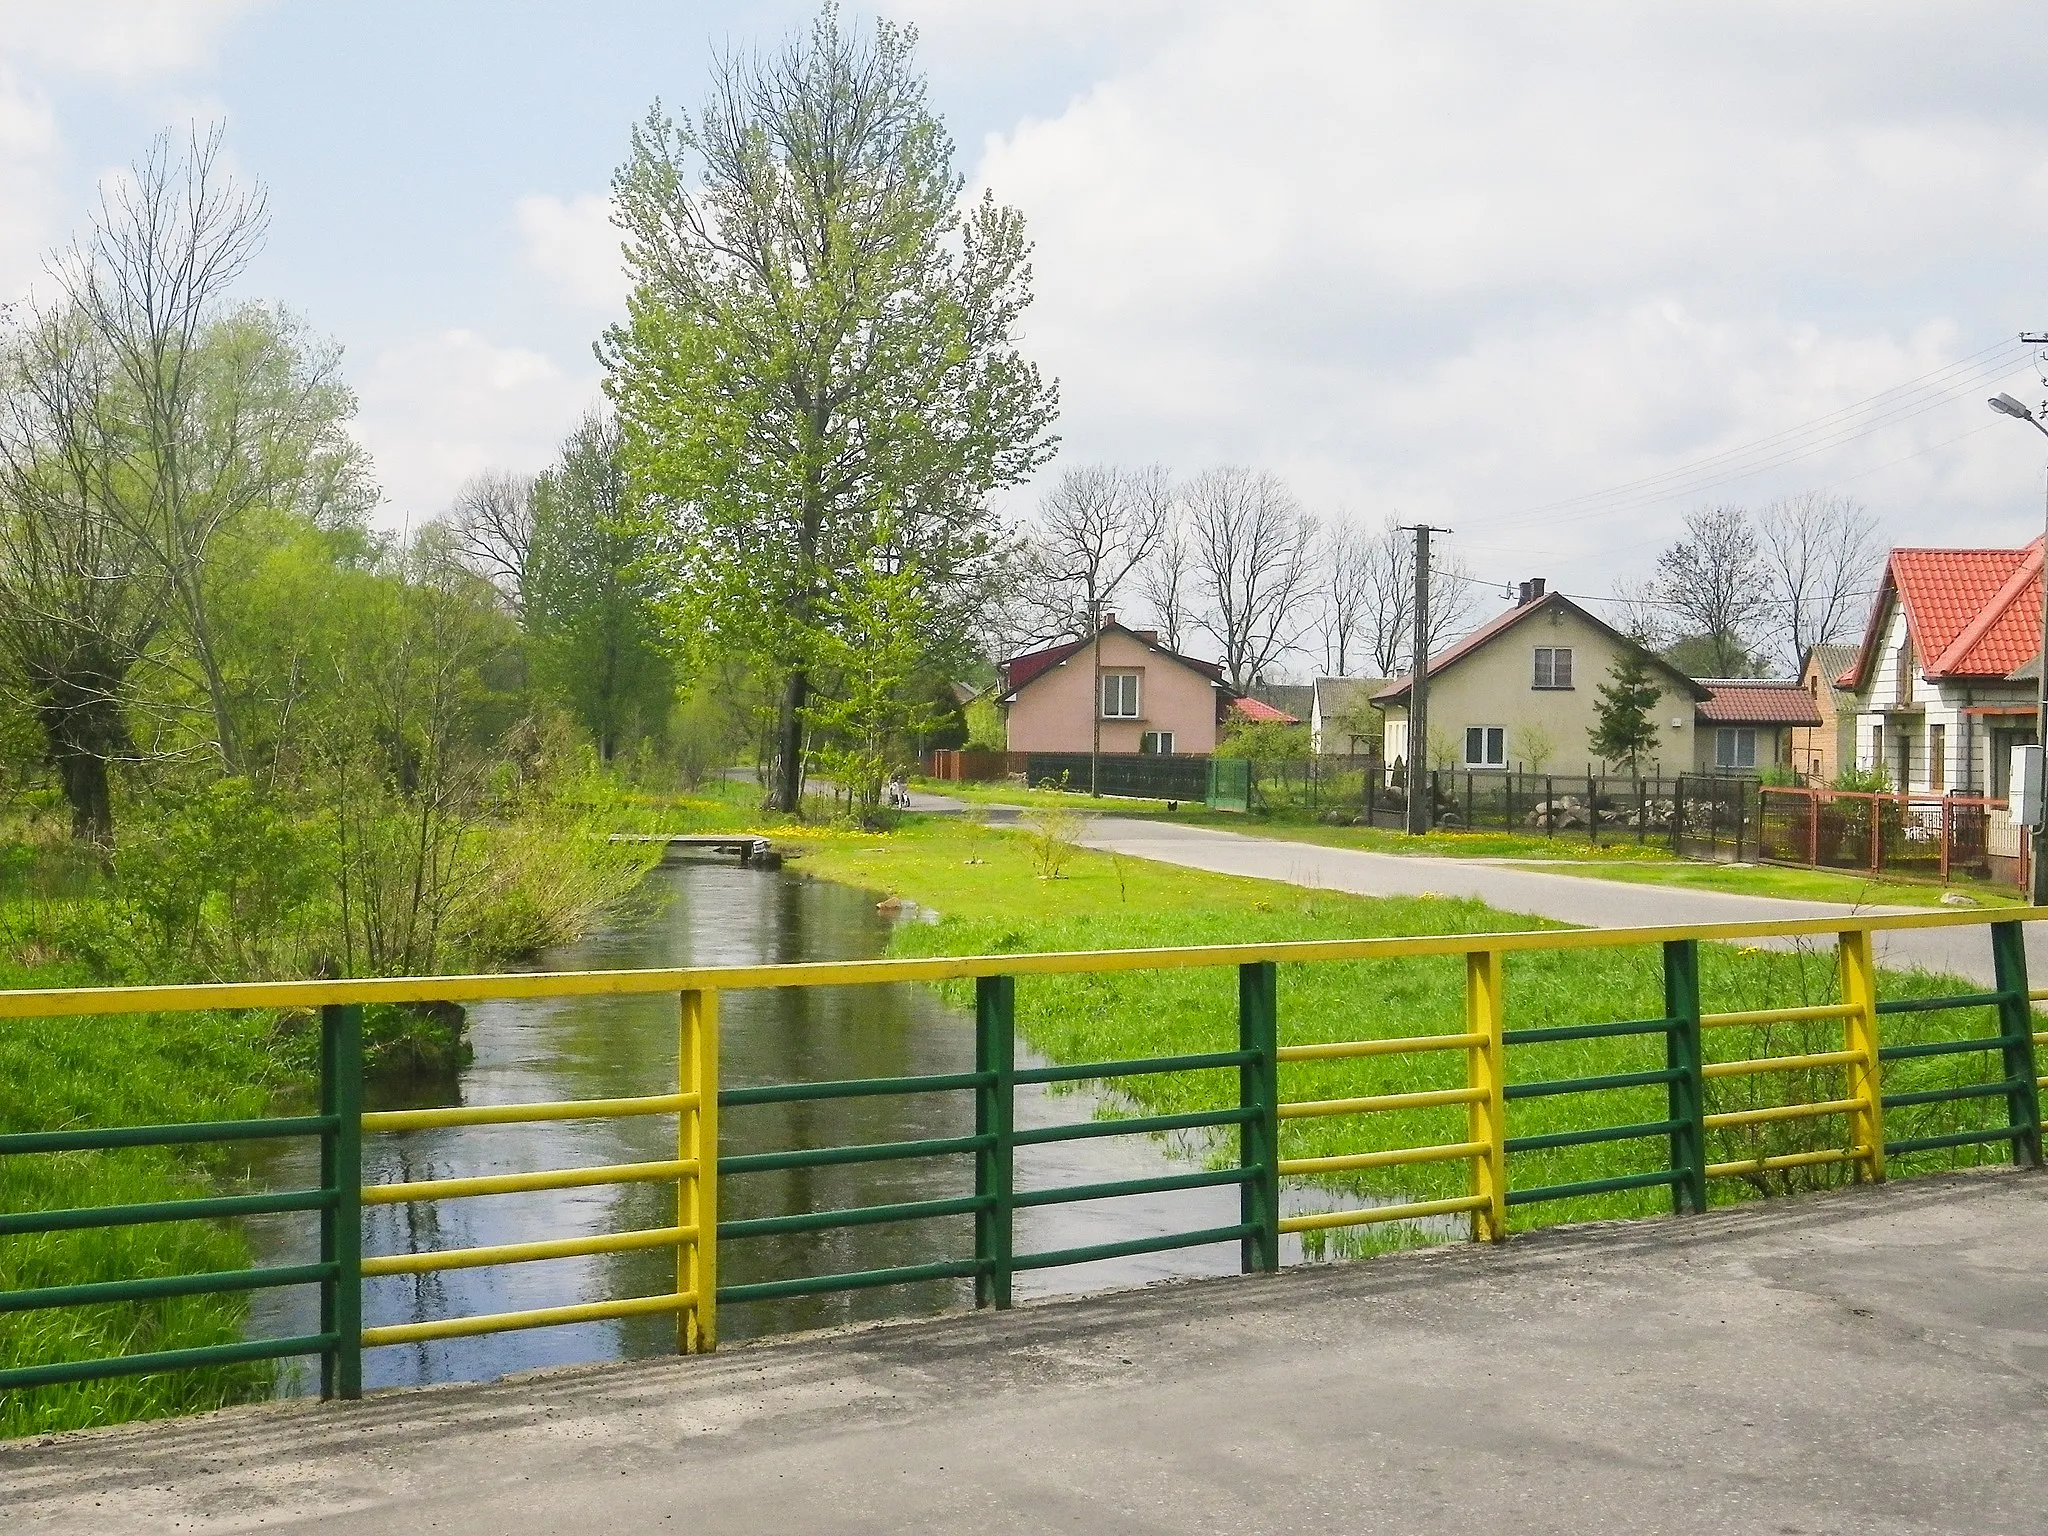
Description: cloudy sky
xmin=7 ymin=1 xmax=2048 ymax=623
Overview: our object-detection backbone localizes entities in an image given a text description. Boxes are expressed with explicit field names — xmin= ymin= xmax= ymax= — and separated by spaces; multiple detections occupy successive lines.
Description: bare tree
xmin=444 ymin=469 xmax=537 ymax=618
xmin=1136 ymin=506 xmax=1194 ymax=654
xmin=1758 ymin=492 xmax=1880 ymax=670
xmin=1607 ymin=575 xmax=1668 ymax=648
xmin=1654 ymin=504 xmax=1769 ymax=676
xmin=1356 ymin=518 xmax=1477 ymax=676
xmin=1020 ymin=463 xmax=1167 ymax=640
xmin=1319 ymin=518 xmax=1374 ymax=676
xmin=1184 ymin=466 xmax=1317 ymax=690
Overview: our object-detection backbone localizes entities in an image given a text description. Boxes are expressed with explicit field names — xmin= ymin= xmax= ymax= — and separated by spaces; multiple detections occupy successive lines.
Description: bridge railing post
xmin=1465 ymin=950 xmax=1507 ymax=1241
xmin=1838 ymin=930 xmax=1886 ymax=1183
xmin=318 ymin=1002 xmax=363 ymax=1401
xmin=1989 ymin=922 xmax=2044 ymax=1168
xmin=1663 ymin=939 xmax=1707 ymax=1214
xmin=1238 ymin=961 xmax=1280 ymax=1272
xmin=681 ymin=988 xmax=718 ymax=1351
xmin=975 ymin=975 xmax=1016 ymax=1308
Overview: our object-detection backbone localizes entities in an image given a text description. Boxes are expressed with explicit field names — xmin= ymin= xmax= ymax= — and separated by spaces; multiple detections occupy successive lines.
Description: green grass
xmin=1165 ymin=810 xmax=1680 ymax=861
xmin=0 ymin=949 xmax=306 ymax=1438
xmin=803 ymin=817 xmax=2035 ymax=1252
xmin=1111 ymin=804 xmax=2022 ymax=909
xmin=1498 ymin=857 xmax=2025 ymax=909
xmin=911 ymin=777 xmax=1180 ymax=814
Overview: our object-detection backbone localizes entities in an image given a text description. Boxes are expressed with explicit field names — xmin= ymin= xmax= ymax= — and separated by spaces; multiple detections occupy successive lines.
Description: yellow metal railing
xmin=349 ymin=988 xmax=719 ymax=1354
xmin=2 ymin=907 xmax=2043 ymax=1405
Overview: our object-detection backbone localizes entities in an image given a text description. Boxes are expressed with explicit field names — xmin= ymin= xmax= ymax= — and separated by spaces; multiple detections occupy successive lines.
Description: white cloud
xmin=0 ymin=0 xmax=264 ymax=85
xmin=964 ymin=3 xmax=2048 ymax=600
xmin=515 ymin=191 xmax=628 ymax=313
xmin=349 ymin=329 xmax=599 ymax=526
xmin=0 ymin=0 xmax=259 ymax=299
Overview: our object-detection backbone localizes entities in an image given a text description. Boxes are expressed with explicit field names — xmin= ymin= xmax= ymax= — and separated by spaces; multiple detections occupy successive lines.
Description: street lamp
xmin=1987 ymin=388 xmax=2048 ymax=904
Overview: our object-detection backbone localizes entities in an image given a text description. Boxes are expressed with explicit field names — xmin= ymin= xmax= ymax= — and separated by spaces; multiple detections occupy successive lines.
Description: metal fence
xmin=2 ymin=910 xmax=2043 ymax=1408
xmin=1021 ymin=752 xmax=1251 ymax=809
xmin=1329 ymin=766 xmax=1762 ymax=857
xmin=1756 ymin=788 xmax=2023 ymax=888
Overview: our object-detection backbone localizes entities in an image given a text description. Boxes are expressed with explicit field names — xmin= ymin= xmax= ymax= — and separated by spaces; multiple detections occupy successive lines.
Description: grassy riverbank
xmin=795 ymin=817 xmax=2029 ymax=1247
xmin=0 ymin=948 xmax=299 ymax=1438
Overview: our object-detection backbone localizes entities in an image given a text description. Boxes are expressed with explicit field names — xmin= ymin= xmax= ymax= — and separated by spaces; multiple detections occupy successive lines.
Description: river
xmin=247 ymin=858 xmax=1255 ymax=1393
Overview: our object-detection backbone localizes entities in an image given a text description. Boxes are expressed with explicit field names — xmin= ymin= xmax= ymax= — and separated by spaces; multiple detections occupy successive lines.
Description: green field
xmin=797 ymin=817 xmax=2035 ymax=1252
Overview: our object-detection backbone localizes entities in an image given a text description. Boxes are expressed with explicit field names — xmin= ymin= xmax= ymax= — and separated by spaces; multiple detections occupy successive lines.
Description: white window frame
xmin=1532 ymin=646 xmax=1574 ymax=689
xmin=1140 ymin=730 xmax=1175 ymax=755
xmin=1101 ymin=672 xmax=1140 ymax=719
xmin=1464 ymin=725 xmax=1506 ymax=768
xmin=1715 ymin=727 xmax=1757 ymax=770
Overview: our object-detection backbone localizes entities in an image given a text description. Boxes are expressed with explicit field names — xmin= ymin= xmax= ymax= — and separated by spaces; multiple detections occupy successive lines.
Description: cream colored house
xmin=1373 ymin=587 xmax=1706 ymax=776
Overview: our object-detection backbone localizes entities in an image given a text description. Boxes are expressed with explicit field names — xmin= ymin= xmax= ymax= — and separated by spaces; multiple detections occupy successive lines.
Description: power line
xmin=1474 ymin=337 xmax=2036 ymax=527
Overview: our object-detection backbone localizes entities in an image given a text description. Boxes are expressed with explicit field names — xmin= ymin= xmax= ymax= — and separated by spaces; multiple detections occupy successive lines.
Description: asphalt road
xmin=1077 ymin=815 xmax=2039 ymax=986
xmin=7 ymin=1170 xmax=2042 ymax=1534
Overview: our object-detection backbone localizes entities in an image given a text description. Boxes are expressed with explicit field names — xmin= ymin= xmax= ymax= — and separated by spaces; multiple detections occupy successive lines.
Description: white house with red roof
xmin=1836 ymin=539 xmax=2042 ymax=795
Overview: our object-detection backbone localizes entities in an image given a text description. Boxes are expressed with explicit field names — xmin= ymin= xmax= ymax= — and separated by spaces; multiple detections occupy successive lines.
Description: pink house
xmin=998 ymin=621 xmax=1231 ymax=755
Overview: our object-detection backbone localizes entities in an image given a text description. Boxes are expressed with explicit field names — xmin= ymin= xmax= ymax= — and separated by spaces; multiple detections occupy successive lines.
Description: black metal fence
xmin=1327 ymin=770 xmax=1761 ymax=868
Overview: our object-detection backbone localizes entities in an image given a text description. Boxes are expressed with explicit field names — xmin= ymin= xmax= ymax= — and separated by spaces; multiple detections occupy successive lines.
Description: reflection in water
xmin=248 ymin=860 xmax=1265 ymax=1393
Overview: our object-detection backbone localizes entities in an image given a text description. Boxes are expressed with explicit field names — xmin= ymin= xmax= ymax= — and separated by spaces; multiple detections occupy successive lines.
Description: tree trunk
xmin=773 ymin=668 xmax=808 ymax=812
xmin=35 ymin=689 xmax=124 ymax=849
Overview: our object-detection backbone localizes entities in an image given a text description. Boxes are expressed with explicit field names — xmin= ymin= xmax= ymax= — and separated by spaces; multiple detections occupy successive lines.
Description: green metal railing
xmin=0 ymin=1004 xmax=360 ymax=1395
xmin=1 ymin=912 xmax=2043 ymax=1408
xmin=715 ymin=967 xmax=1271 ymax=1310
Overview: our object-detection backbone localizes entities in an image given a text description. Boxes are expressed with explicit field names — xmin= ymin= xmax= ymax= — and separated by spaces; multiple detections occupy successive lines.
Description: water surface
xmin=250 ymin=859 xmax=1260 ymax=1390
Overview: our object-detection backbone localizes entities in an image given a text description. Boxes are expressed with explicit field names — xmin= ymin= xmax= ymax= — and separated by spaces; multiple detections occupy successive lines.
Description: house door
xmin=1893 ymin=726 xmax=1911 ymax=793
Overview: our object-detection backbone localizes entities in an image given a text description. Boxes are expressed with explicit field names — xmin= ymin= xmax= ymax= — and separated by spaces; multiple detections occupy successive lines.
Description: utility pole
xmin=1987 ymin=334 xmax=2048 ymax=903
xmin=1403 ymin=524 xmax=1451 ymax=835
xmin=1090 ymin=598 xmax=1103 ymax=798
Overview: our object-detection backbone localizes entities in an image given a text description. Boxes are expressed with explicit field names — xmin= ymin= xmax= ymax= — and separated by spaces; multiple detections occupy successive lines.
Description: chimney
xmin=1132 ymin=628 xmax=1158 ymax=644
xmin=1099 ymin=610 xmax=1117 ymax=632
xmin=1517 ymin=578 xmax=1547 ymax=607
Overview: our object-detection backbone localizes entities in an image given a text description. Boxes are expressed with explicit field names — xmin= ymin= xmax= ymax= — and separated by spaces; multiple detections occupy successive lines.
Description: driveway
xmin=1077 ymin=816 xmax=2038 ymax=987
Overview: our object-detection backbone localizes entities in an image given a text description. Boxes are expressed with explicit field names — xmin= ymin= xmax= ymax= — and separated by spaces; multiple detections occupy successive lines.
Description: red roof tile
xmin=998 ymin=624 xmax=1225 ymax=699
xmin=1696 ymin=683 xmax=1822 ymax=726
xmin=1838 ymin=539 xmax=2044 ymax=687
xmin=1230 ymin=696 xmax=1299 ymax=724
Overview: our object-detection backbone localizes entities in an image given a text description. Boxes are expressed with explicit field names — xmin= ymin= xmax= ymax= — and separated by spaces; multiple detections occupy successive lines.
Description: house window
xmin=1464 ymin=726 xmax=1506 ymax=767
xmin=1532 ymin=647 xmax=1574 ymax=689
xmin=1715 ymin=728 xmax=1757 ymax=770
xmin=1929 ymin=723 xmax=1945 ymax=792
xmin=1140 ymin=730 xmax=1175 ymax=755
xmin=1101 ymin=672 xmax=1139 ymax=718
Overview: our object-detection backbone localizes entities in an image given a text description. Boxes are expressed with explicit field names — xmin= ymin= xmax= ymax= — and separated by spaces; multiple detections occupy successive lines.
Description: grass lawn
xmin=1078 ymin=804 xmax=2022 ymax=910
xmin=1503 ymin=856 xmax=2026 ymax=910
xmin=0 ymin=947 xmax=297 ymax=1438
xmin=796 ymin=816 xmax=2032 ymax=1252
xmin=1142 ymin=809 xmax=1678 ymax=861
xmin=911 ymin=777 xmax=1180 ymax=814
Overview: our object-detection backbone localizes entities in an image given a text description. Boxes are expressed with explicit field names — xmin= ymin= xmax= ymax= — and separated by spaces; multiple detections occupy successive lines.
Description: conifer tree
xmin=1588 ymin=649 xmax=1662 ymax=771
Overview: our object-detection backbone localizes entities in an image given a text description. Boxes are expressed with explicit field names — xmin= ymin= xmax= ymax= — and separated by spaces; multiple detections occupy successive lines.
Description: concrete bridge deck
xmin=6 ymin=1169 xmax=2043 ymax=1534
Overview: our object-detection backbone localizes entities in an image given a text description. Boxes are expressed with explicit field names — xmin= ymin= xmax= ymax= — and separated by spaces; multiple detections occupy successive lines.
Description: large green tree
xmin=604 ymin=8 xmax=1058 ymax=810
xmin=525 ymin=411 xmax=672 ymax=763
